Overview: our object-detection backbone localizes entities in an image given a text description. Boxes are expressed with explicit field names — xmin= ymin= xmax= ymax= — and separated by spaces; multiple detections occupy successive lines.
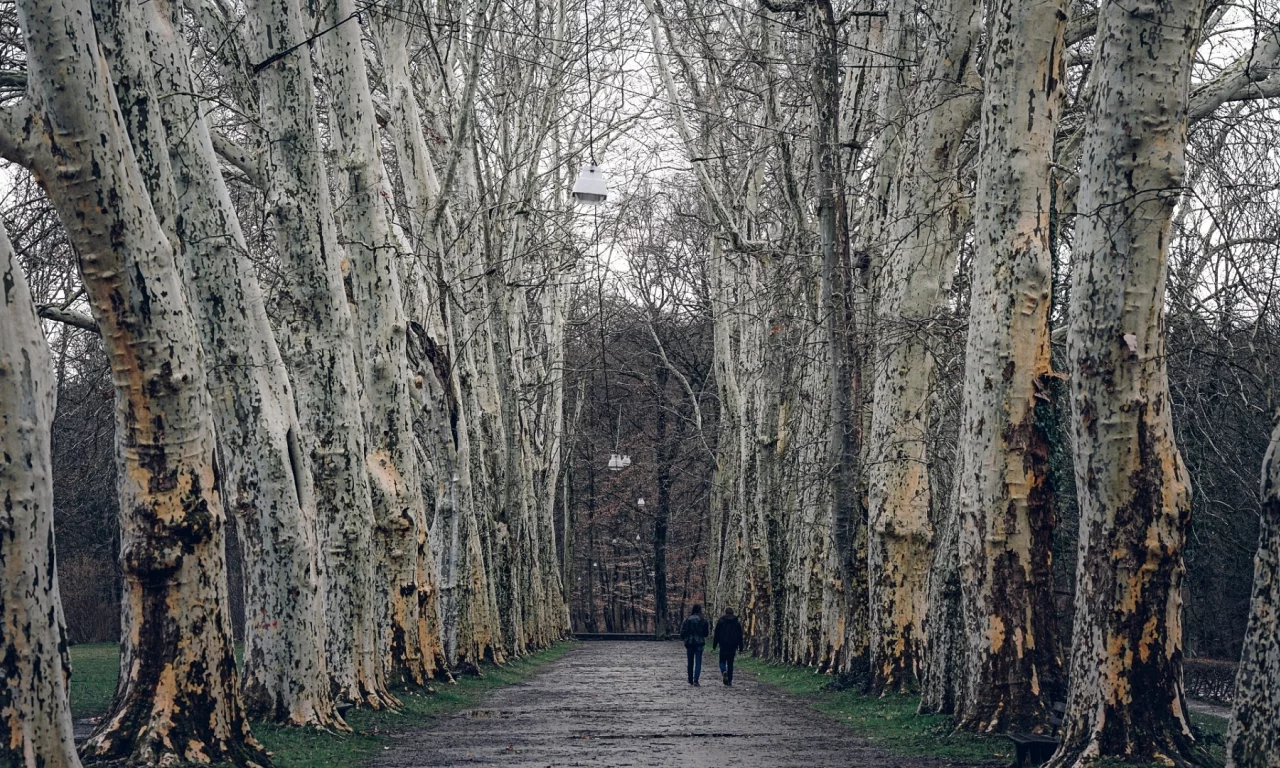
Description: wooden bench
xmin=1007 ymin=701 xmax=1065 ymax=767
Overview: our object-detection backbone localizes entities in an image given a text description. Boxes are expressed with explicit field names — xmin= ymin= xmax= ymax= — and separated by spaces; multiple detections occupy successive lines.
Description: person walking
xmin=713 ymin=607 xmax=745 ymax=685
xmin=679 ymin=605 xmax=710 ymax=685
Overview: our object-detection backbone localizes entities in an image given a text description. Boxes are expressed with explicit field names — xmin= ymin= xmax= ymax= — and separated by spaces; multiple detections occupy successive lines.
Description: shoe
xmin=722 ymin=671 xmax=728 ymax=684
xmin=694 ymin=680 xmax=700 ymax=686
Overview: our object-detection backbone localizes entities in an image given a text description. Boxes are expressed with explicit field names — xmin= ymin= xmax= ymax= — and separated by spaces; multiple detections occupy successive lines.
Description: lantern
xmin=572 ymin=162 xmax=609 ymax=204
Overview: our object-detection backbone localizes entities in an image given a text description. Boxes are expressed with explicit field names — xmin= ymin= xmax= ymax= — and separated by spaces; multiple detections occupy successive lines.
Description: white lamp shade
xmin=572 ymin=162 xmax=609 ymax=204
xmin=608 ymin=453 xmax=623 ymax=471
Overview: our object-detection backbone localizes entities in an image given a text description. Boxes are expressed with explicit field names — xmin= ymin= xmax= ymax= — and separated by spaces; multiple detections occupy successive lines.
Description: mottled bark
xmin=808 ymin=0 xmax=865 ymax=674
xmin=0 ymin=0 xmax=266 ymax=760
xmin=918 ymin=481 xmax=964 ymax=714
xmin=1225 ymin=418 xmax=1280 ymax=767
xmin=953 ymin=0 xmax=1067 ymax=732
xmin=245 ymin=0 xmax=392 ymax=709
xmin=320 ymin=1 xmax=444 ymax=687
xmin=1049 ymin=0 xmax=1204 ymax=763
xmin=867 ymin=0 xmax=980 ymax=692
xmin=371 ymin=12 xmax=501 ymax=668
xmin=97 ymin=0 xmax=339 ymax=726
xmin=0 ymin=224 xmax=82 ymax=768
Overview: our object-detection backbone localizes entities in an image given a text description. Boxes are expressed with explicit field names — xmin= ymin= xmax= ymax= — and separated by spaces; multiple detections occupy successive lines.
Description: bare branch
xmin=1189 ymin=27 xmax=1280 ymax=123
xmin=211 ymin=131 xmax=263 ymax=188
xmin=37 ymin=305 xmax=99 ymax=333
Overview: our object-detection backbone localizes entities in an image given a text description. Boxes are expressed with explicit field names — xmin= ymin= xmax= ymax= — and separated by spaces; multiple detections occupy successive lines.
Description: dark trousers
xmin=719 ymin=650 xmax=736 ymax=683
xmin=686 ymin=644 xmax=703 ymax=682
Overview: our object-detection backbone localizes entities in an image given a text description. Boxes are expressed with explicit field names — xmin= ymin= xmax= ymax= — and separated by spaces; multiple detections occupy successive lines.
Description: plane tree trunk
xmin=1225 ymin=419 xmax=1280 ymax=767
xmin=97 ymin=0 xmax=340 ymax=727
xmin=867 ymin=0 xmax=980 ymax=692
xmin=1049 ymin=0 xmax=1204 ymax=763
xmin=243 ymin=0 xmax=393 ymax=709
xmin=0 ymin=223 xmax=82 ymax=768
xmin=953 ymin=0 xmax=1068 ymax=731
xmin=319 ymin=0 xmax=445 ymax=687
xmin=0 ymin=0 xmax=266 ymax=760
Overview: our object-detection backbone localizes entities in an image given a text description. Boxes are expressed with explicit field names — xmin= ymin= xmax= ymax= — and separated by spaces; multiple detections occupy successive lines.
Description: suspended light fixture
xmin=608 ymin=453 xmax=624 ymax=471
xmin=636 ymin=497 xmax=646 ymax=507
xmin=572 ymin=0 xmax=610 ymax=205
xmin=572 ymin=162 xmax=609 ymax=204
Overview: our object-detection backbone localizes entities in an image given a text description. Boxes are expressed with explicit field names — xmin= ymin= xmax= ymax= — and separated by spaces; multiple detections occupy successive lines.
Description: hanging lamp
xmin=573 ymin=0 xmax=609 ymax=205
xmin=572 ymin=162 xmax=609 ymax=204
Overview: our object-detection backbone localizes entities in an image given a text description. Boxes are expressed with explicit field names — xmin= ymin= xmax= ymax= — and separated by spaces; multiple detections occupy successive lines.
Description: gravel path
xmin=375 ymin=640 xmax=971 ymax=768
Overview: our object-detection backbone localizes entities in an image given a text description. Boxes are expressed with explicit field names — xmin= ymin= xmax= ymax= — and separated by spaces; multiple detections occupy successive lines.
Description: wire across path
xmin=374 ymin=640 xmax=963 ymax=767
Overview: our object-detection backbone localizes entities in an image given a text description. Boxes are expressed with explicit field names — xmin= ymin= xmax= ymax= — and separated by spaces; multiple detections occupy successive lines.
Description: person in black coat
xmin=712 ymin=607 xmax=745 ymax=685
xmin=679 ymin=604 xmax=710 ymax=685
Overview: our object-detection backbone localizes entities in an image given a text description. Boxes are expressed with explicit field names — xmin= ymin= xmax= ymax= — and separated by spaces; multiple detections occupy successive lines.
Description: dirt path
xmin=375 ymin=640 xmax=969 ymax=767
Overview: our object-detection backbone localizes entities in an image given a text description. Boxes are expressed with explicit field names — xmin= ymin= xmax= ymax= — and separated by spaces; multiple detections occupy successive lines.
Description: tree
xmin=953 ymin=0 xmax=1068 ymax=731
xmin=1226 ymin=416 xmax=1280 ymax=767
xmin=97 ymin=0 xmax=339 ymax=726
xmin=1 ymin=222 xmax=81 ymax=768
xmin=1050 ymin=0 xmax=1205 ymax=762
xmin=320 ymin=0 xmax=445 ymax=687
xmin=866 ymin=0 xmax=980 ymax=692
xmin=0 ymin=0 xmax=266 ymax=759
xmin=239 ymin=0 xmax=393 ymax=708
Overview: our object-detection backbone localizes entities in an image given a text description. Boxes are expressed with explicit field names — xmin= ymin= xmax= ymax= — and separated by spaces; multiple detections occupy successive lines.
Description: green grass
xmin=68 ymin=641 xmax=577 ymax=768
xmin=738 ymin=656 xmax=1231 ymax=767
xmin=67 ymin=643 xmax=121 ymax=719
xmin=737 ymin=656 xmax=1010 ymax=764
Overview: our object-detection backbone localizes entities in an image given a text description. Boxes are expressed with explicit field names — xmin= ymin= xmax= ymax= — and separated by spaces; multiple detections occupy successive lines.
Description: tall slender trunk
xmin=0 ymin=224 xmax=82 ymax=768
xmin=245 ymin=0 xmax=392 ymax=709
xmin=867 ymin=0 xmax=980 ymax=692
xmin=953 ymin=0 xmax=1068 ymax=731
xmin=98 ymin=0 xmax=339 ymax=726
xmin=1049 ymin=0 xmax=1204 ymax=763
xmin=653 ymin=364 xmax=673 ymax=638
xmin=809 ymin=0 xmax=868 ymax=674
xmin=319 ymin=2 xmax=444 ymax=687
xmin=0 ymin=0 xmax=265 ymax=760
xmin=1226 ymin=418 xmax=1280 ymax=767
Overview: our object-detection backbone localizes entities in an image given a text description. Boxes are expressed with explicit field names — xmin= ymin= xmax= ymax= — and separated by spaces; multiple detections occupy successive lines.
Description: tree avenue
xmin=0 ymin=0 xmax=1278 ymax=767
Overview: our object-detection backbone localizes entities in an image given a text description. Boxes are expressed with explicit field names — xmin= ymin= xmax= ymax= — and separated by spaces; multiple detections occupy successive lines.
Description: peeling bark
xmin=867 ymin=0 xmax=980 ymax=692
xmin=953 ymin=0 xmax=1067 ymax=732
xmin=1049 ymin=0 xmax=1205 ymax=763
xmin=1 ymin=0 xmax=267 ymax=760
xmin=245 ymin=0 xmax=392 ymax=709
xmin=319 ymin=0 xmax=445 ymax=688
xmin=1225 ymin=418 xmax=1280 ymax=767
xmin=0 ymin=223 xmax=82 ymax=768
xmin=97 ymin=0 xmax=340 ymax=727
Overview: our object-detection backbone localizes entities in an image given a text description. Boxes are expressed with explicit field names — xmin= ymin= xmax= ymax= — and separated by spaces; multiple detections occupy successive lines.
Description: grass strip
xmin=68 ymin=641 xmax=577 ymax=768
xmin=738 ymin=656 xmax=1230 ymax=767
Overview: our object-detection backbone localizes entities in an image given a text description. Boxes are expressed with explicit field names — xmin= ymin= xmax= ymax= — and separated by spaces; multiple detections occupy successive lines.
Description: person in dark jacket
xmin=712 ymin=607 xmax=745 ymax=685
xmin=679 ymin=605 xmax=710 ymax=685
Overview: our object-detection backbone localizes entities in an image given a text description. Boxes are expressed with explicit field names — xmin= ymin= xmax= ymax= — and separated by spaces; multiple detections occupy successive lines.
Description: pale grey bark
xmin=0 ymin=223 xmax=82 ymax=768
xmin=244 ymin=0 xmax=392 ymax=708
xmin=96 ymin=0 xmax=340 ymax=727
xmin=1225 ymin=419 xmax=1280 ymax=767
xmin=952 ymin=0 xmax=1068 ymax=731
xmin=0 ymin=0 xmax=265 ymax=759
xmin=1049 ymin=0 xmax=1205 ymax=763
xmin=867 ymin=0 xmax=980 ymax=692
xmin=319 ymin=0 xmax=445 ymax=687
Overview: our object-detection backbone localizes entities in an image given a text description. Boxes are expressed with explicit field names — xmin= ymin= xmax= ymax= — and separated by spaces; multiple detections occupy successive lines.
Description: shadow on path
xmin=375 ymin=640 xmax=976 ymax=767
